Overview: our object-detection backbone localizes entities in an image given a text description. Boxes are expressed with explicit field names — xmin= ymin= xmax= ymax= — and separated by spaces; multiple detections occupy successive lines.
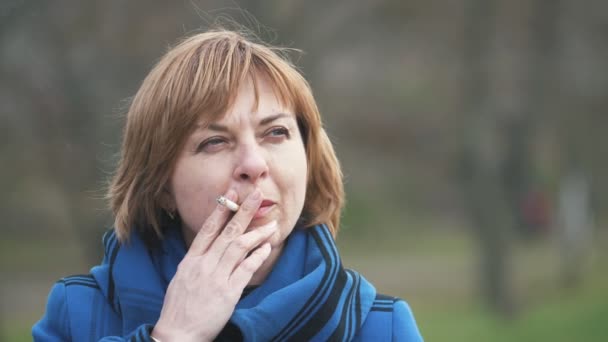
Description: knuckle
xmin=241 ymin=259 xmax=258 ymax=273
xmin=218 ymin=289 xmax=233 ymax=302
xmin=209 ymin=276 xmax=223 ymax=289
xmin=223 ymin=221 xmax=243 ymax=236
xmin=201 ymin=219 xmax=218 ymax=235
xmin=233 ymin=237 xmax=250 ymax=251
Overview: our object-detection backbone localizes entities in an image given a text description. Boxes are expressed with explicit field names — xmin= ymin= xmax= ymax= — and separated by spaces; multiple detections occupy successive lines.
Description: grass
xmin=415 ymin=271 xmax=608 ymax=342
xmin=2 ymin=323 xmax=33 ymax=342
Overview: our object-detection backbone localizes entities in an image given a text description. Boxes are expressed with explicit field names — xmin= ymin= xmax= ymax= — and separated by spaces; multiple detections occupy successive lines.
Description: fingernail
xmin=226 ymin=189 xmax=238 ymax=201
xmin=242 ymin=189 xmax=262 ymax=211
xmin=249 ymin=189 xmax=262 ymax=202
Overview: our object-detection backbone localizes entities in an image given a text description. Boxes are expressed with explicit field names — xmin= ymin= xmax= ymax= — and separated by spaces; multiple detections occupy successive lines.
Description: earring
xmin=166 ymin=209 xmax=175 ymax=220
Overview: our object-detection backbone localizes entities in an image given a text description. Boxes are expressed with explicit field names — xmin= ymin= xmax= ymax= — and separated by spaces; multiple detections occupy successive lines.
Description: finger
xmin=216 ymin=220 xmax=277 ymax=277
xmin=187 ymin=189 xmax=238 ymax=256
xmin=205 ymin=189 xmax=262 ymax=260
xmin=229 ymin=242 xmax=272 ymax=288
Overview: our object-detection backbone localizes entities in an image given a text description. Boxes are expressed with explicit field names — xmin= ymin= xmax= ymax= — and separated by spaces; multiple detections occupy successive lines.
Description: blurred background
xmin=1 ymin=0 xmax=607 ymax=341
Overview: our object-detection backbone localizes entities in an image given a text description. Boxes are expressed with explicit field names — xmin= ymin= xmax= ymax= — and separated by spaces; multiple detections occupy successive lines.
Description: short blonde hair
xmin=108 ymin=29 xmax=344 ymax=243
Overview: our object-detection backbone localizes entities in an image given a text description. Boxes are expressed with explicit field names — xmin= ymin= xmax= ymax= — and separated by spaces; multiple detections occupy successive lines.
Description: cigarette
xmin=216 ymin=195 xmax=240 ymax=211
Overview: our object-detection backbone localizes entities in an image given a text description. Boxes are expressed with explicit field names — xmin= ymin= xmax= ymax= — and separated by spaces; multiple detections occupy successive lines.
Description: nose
xmin=233 ymin=144 xmax=269 ymax=183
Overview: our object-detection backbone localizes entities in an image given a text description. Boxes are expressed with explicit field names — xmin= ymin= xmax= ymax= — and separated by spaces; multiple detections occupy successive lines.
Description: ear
xmin=159 ymin=187 xmax=176 ymax=212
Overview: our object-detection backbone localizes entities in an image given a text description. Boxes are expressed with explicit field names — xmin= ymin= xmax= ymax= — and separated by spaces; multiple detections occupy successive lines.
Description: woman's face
xmin=169 ymin=76 xmax=308 ymax=249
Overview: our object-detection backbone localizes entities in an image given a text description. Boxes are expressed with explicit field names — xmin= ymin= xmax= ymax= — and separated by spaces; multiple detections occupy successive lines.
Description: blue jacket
xmin=33 ymin=224 xmax=423 ymax=341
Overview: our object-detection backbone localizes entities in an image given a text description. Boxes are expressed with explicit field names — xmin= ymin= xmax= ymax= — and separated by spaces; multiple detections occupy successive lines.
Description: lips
xmin=254 ymin=199 xmax=276 ymax=219
xmin=260 ymin=199 xmax=275 ymax=207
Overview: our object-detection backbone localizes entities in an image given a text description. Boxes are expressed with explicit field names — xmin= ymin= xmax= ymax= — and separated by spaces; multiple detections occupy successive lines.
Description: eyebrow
xmin=259 ymin=112 xmax=291 ymax=126
xmin=204 ymin=112 xmax=292 ymax=132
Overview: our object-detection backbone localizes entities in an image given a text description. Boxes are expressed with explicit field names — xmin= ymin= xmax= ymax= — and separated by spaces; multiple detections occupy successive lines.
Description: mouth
xmin=254 ymin=199 xmax=276 ymax=219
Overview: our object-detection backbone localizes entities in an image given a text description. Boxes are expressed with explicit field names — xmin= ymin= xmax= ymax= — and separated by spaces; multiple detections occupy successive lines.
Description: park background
xmin=1 ymin=0 xmax=607 ymax=340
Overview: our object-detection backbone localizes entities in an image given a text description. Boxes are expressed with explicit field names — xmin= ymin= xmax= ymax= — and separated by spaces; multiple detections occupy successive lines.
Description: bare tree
xmin=460 ymin=0 xmax=517 ymax=316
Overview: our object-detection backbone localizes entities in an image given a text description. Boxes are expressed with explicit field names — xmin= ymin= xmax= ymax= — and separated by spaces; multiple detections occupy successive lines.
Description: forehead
xmin=197 ymin=76 xmax=296 ymax=125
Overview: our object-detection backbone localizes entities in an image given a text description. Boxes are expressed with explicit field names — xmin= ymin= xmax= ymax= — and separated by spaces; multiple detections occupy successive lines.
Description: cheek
xmin=287 ymin=157 xmax=307 ymax=202
xmin=273 ymin=160 xmax=307 ymax=243
xmin=272 ymin=141 xmax=307 ymax=184
xmin=275 ymin=144 xmax=308 ymax=218
xmin=170 ymin=158 xmax=228 ymax=231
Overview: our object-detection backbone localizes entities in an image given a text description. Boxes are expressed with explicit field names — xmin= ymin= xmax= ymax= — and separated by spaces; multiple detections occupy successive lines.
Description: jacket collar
xmin=94 ymin=224 xmax=376 ymax=341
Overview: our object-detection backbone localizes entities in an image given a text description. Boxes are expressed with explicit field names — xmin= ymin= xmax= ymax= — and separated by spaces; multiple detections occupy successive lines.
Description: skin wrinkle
xmin=109 ymin=31 xmax=344 ymax=243
xmin=169 ymin=75 xmax=308 ymax=285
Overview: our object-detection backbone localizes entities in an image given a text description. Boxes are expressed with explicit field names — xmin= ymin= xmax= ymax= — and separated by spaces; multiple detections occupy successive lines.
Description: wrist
xmin=151 ymin=325 xmax=212 ymax=342
xmin=151 ymin=326 xmax=187 ymax=342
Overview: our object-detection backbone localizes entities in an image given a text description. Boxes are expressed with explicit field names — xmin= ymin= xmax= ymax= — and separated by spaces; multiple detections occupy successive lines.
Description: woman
xmin=33 ymin=29 xmax=423 ymax=341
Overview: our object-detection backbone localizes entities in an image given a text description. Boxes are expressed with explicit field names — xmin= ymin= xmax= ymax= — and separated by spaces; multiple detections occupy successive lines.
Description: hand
xmin=152 ymin=189 xmax=276 ymax=342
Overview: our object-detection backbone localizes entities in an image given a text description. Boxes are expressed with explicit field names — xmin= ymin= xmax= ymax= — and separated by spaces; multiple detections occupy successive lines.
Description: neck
xmin=248 ymin=242 xmax=284 ymax=285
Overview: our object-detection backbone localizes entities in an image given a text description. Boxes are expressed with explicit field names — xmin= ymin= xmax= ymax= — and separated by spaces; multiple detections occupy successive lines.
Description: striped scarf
xmin=100 ymin=224 xmax=376 ymax=341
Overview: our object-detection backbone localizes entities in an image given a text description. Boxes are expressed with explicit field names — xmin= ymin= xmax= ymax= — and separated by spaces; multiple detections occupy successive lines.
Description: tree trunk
xmin=461 ymin=0 xmax=516 ymax=316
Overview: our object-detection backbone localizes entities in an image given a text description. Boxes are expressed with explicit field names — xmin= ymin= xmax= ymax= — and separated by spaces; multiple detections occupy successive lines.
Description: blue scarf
xmin=96 ymin=224 xmax=377 ymax=341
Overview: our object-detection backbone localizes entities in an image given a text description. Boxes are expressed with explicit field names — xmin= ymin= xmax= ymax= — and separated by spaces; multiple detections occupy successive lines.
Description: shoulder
xmin=357 ymin=294 xmax=424 ymax=341
xmin=58 ymin=273 xmax=101 ymax=290
xmin=389 ymin=296 xmax=424 ymax=341
xmin=33 ymin=280 xmax=71 ymax=341
xmin=370 ymin=293 xmax=402 ymax=312
xmin=56 ymin=274 xmax=105 ymax=309
xmin=33 ymin=274 xmax=119 ymax=341
xmin=41 ymin=274 xmax=101 ymax=314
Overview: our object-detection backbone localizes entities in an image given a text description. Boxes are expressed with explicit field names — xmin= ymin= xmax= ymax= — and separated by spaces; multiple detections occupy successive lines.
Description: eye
xmin=265 ymin=127 xmax=291 ymax=139
xmin=197 ymin=137 xmax=227 ymax=153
